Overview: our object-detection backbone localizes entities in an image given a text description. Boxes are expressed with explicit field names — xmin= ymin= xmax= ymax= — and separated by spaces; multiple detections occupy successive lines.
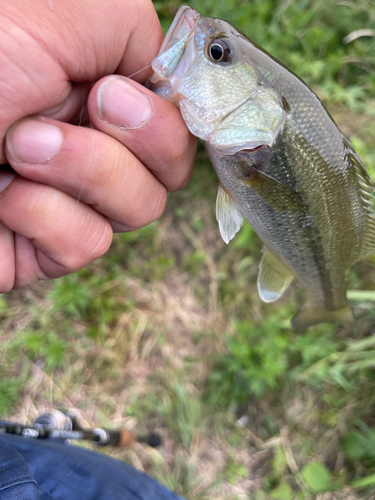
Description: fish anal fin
xmin=291 ymin=305 xmax=354 ymax=330
xmin=216 ymin=184 xmax=244 ymax=244
xmin=257 ymin=247 xmax=294 ymax=303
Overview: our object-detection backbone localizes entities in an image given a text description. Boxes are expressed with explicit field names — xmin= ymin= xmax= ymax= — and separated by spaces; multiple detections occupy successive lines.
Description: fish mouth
xmin=211 ymin=142 xmax=275 ymax=158
xmin=158 ymin=6 xmax=199 ymax=55
xmin=150 ymin=6 xmax=199 ymax=92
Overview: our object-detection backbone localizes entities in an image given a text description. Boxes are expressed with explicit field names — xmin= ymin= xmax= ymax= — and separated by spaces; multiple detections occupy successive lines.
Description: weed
xmin=48 ymin=273 xmax=92 ymax=318
xmin=160 ymin=381 xmax=205 ymax=448
xmin=23 ymin=331 xmax=66 ymax=370
xmin=0 ymin=378 xmax=21 ymax=417
xmin=207 ymin=318 xmax=290 ymax=404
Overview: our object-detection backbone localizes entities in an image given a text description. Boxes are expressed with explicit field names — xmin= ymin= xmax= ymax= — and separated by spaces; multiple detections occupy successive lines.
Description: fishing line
xmin=126 ymin=64 xmax=151 ymax=80
xmin=78 ymin=87 xmax=85 ymax=128
xmin=75 ymin=86 xmax=90 ymax=205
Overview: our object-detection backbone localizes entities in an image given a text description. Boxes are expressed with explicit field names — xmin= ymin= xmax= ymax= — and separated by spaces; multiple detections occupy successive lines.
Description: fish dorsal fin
xmin=257 ymin=247 xmax=294 ymax=303
xmin=351 ymin=153 xmax=375 ymax=260
xmin=361 ymin=214 xmax=375 ymax=260
xmin=216 ymin=184 xmax=244 ymax=244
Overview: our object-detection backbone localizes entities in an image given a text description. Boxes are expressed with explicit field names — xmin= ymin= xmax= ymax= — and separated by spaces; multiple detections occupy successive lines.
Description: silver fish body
xmin=151 ymin=6 xmax=375 ymax=329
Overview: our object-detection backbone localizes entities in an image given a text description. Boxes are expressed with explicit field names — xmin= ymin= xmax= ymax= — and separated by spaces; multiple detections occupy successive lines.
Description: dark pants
xmin=0 ymin=434 xmax=184 ymax=500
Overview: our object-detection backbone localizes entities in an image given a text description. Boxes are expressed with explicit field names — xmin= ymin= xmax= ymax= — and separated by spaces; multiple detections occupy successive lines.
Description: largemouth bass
xmin=150 ymin=6 xmax=375 ymax=329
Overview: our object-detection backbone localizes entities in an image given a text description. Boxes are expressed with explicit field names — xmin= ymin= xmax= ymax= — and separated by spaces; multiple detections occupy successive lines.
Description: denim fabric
xmin=0 ymin=434 xmax=184 ymax=500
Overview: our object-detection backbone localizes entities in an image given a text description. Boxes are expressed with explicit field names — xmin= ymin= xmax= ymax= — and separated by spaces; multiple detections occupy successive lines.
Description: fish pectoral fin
xmin=216 ymin=184 xmax=244 ymax=244
xmin=291 ymin=305 xmax=354 ymax=330
xmin=257 ymin=247 xmax=294 ymax=303
xmin=241 ymin=169 xmax=303 ymax=213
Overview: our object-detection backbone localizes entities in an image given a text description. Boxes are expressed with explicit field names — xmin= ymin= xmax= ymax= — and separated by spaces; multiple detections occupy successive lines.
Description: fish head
xmin=151 ymin=6 xmax=285 ymax=159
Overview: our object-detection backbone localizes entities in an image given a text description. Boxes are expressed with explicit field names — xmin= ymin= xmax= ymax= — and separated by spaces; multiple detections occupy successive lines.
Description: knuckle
xmin=77 ymin=222 xmax=113 ymax=268
xmin=57 ymin=219 xmax=113 ymax=272
xmin=169 ymin=130 xmax=191 ymax=166
xmin=142 ymin=185 xmax=167 ymax=225
xmin=122 ymin=185 xmax=167 ymax=231
xmin=167 ymin=134 xmax=196 ymax=192
xmin=88 ymin=222 xmax=113 ymax=261
xmin=82 ymin=137 xmax=118 ymax=202
xmin=97 ymin=142 xmax=121 ymax=189
xmin=153 ymin=187 xmax=167 ymax=220
xmin=89 ymin=139 xmax=130 ymax=207
xmin=0 ymin=280 xmax=15 ymax=293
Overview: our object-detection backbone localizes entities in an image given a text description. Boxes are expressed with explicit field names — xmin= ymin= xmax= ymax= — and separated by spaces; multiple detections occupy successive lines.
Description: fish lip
xmin=150 ymin=6 xmax=199 ymax=95
xmin=157 ymin=6 xmax=199 ymax=56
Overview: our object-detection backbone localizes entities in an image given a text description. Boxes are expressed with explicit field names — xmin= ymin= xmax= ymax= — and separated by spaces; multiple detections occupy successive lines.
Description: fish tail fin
xmin=291 ymin=305 xmax=354 ymax=330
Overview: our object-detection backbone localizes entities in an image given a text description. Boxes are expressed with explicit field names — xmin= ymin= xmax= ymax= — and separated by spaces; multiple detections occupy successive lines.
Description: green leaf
xmin=272 ymin=446 xmax=288 ymax=476
xmin=342 ymin=431 xmax=368 ymax=459
xmin=347 ymin=290 xmax=375 ymax=301
xmin=301 ymin=462 xmax=333 ymax=493
xmin=351 ymin=473 xmax=375 ymax=488
xmin=0 ymin=296 xmax=7 ymax=312
xmin=270 ymin=482 xmax=293 ymax=500
xmin=342 ymin=430 xmax=375 ymax=460
xmin=347 ymin=336 xmax=375 ymax=351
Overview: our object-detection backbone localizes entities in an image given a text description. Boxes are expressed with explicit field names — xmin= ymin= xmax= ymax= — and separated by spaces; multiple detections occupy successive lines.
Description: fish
xmin=150 ymin=6 xmax=375 ymax=329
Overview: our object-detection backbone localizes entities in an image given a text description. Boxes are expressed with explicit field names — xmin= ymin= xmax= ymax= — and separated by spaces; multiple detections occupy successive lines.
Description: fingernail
xmin=0 ymin=172 xmax=16 ymax=193
xmin=98 ymin=77 xmax=153 ymax=129
xmin=7 ymin=119 xmax=63 ymax=163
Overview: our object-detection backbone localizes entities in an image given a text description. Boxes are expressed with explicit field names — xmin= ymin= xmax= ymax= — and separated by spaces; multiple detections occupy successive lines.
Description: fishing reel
xmin=0 ymin=409 xmax=161 ymax=448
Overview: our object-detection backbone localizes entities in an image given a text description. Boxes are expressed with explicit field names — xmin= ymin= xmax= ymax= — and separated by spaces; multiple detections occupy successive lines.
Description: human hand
xmin=0 ymin=0 xmax=196 ymax=292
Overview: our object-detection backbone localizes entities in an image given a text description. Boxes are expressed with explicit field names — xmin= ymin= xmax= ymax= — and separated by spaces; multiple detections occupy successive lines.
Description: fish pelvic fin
xmin=216 ymin=184 xmax=244 ymax=244
xmin=257 ymin=247 xmax=294 ymax=302
xmin=291 ymin=305 xmax=354 ymax=330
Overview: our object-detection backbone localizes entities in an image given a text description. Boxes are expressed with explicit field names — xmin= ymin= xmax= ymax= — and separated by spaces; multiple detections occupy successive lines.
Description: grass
xmin=1 ymin=0 xmax=375 ymax=498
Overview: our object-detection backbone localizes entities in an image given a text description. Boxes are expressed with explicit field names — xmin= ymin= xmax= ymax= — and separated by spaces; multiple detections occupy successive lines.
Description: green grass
xmin=1 ymin=0 xmax=375 ymax=498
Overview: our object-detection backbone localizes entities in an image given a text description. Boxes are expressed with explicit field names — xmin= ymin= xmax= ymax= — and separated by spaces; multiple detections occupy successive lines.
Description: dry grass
xmin=1 ymin=198 xmax=255 ymax=499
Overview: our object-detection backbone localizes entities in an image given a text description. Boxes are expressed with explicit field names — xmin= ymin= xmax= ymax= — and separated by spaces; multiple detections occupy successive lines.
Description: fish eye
xmin=208 ymin=40 xmax=231 ymax=63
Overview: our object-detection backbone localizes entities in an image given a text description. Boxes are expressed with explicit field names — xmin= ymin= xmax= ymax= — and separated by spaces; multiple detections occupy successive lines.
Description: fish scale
xmin=151 ymin=6 xmax=375 ymax=329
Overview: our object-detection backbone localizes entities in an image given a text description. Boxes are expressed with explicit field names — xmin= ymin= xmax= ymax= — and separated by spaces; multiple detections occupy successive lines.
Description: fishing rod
xmin=0 ymin=409 xmax=161 ymax=448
